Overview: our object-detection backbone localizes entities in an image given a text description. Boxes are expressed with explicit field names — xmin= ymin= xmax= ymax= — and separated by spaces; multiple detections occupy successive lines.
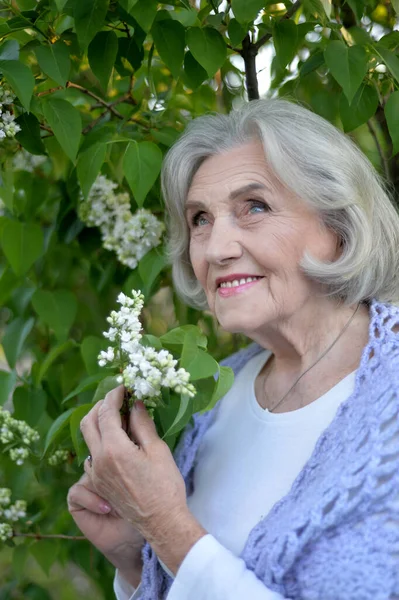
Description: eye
xmin=247 ymin=199 xmax=270 ymax=214
xmin=191 ymin=211 xmax=209 ymax=227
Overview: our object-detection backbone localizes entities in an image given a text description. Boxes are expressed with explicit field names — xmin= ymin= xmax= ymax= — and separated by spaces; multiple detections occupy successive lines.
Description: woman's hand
xmin=78 ymin=386 xmax=194 ymax=554
xmin=67 ymin=472 xmax=145 ymax=584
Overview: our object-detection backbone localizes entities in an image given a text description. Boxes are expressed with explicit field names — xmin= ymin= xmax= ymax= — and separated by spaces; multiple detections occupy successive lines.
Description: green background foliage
xmin=0 ymin=0 xmax=398 ymax=596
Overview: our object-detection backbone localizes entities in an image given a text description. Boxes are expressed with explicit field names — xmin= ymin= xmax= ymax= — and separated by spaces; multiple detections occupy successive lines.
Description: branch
xmin=37 ymin=86 xmax=63 ymax=97
xmin=255 ymin=0 xmax=302 ymax=51
xmin=241 ymin=34 xmax=259 ymax=100
xmin=82 ymin=110 xmax=108 ymax=134
xmin=13 ymin=532 xmax=86 ymax=541
xmin=367 ymin=119 xmax=391 ymax=182
xmin=66 ymin=82 xmax=125 ymax=119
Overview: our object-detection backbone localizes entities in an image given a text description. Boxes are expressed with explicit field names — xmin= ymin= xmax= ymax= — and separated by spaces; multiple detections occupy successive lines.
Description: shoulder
xmin=220 ymin=342 xmax=266 ymax=375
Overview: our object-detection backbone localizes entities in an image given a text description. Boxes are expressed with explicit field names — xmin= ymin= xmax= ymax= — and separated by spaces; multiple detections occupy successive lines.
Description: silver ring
xmin=87 ymin=455 xmax=92 ymax=468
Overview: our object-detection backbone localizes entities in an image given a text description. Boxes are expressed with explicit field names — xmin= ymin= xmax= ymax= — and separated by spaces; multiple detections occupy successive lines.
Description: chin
xmin=215 ymin=310 xmax=265 ymax=337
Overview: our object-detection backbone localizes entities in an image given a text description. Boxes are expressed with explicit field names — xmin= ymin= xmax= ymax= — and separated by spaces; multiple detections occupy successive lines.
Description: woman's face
xmin=186 ymin=140 xmax=341 ymax=336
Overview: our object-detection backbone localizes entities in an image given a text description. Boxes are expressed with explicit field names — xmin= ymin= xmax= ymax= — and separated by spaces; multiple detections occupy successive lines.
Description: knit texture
xmin=140 ymin=299 xmax=399 ymax=599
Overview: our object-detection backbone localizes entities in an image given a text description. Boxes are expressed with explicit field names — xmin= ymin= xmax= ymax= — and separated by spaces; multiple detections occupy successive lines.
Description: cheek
xmin=189 ymin=240 xmax=206 ymax=284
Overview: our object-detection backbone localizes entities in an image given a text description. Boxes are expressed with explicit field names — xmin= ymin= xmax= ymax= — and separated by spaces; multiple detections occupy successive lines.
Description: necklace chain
xmin=264 ymin=302 xmax=361 ymax=413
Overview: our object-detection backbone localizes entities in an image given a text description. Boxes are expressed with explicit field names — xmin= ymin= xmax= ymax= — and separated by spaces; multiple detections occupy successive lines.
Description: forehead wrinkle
xmin=187 ymin=174 xmax=276 ymax=210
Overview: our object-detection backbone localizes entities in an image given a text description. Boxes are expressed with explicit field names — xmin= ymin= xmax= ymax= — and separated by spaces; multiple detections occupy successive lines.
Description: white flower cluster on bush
xmin=99 ymin=290 xmax=196 ymax=406
xmin=79 ymin=175 xmax=164 ymax=269
xmin=13 ymin=149 xmax=47 ymax=172
xmin=0 ymin=84 xmax=20 ymax=140
xmin=0 ymin=488 xmax=27 ymax=542
xmin=48 ymin=448 xmax=69 ymax=466
xmin=0 ymin=406 xmax=40 ymax=465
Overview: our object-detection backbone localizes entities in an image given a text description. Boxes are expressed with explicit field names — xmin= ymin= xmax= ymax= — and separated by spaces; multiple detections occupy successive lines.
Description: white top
xmin=114 ymin=350 xmax=357 ymax=600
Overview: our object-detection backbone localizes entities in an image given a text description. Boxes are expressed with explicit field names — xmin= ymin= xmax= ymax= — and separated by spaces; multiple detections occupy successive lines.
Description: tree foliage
xmin=0 ymin=0 xmax=398 ymax=596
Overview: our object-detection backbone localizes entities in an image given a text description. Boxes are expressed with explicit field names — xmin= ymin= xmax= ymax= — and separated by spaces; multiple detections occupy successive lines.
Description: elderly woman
xmin=67 ymin=99 xmax=399 ymax=600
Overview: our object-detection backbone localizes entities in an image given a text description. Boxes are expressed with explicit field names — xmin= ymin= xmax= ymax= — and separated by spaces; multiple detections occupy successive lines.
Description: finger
xmin=129 ymin=400 xmax=159 ymax=448
xmin=67 ymin=478 xmax=112 ymax=515
xmin=80 ymin=400 xmax=103 ymax=454
xmin=97 ymin=385 xmax=127 ymax=440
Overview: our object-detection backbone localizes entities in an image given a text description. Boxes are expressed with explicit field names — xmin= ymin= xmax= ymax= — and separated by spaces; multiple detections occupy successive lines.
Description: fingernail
xmin=134 ymin=401 xmax=144 ymax=411
xmin=100 ymin=502 xmax=112 ymax=514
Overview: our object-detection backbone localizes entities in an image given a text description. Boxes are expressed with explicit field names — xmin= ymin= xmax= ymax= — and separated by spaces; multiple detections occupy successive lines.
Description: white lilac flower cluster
xmin=0 ymin=84 xmax=21 ymax=140
xmin=98 ymin=290 xmax=196 ymax=406
xmin=0 ymin=488 xmax=27 ymax=542
xmin=48 ymin=448 xmax=69 ymax=466
xmin=78 ymin=175 xmax=164 ymax=270
xmin=0 ymin=406 xmax=40 ymax=465
xmin=13 ymin=149 xmax=47 ymax=172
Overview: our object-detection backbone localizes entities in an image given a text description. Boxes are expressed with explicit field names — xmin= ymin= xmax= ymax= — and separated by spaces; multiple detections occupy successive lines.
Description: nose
xmin=205 ymin=216 xmax=242 ymax=265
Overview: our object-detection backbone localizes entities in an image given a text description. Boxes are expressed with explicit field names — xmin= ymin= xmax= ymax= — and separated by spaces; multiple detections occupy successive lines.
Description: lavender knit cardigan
xmin=140 ymin=299 xmax=399 ymax=600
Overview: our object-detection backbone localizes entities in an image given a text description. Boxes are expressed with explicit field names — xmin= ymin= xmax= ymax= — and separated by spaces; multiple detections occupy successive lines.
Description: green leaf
xmin=74 ymin=0 xmax=110 ymax=50
xmin=228 ymin=18 xmax=246 ymax=46
xmin=15 ymin=113 xmax=46 ymax=155
xmin=63 ymin=373 xmax=106 ymax=403
xmin=35 ymin=340 xmax=77 ymax=386
xmin=119 ymin=0 xmax=139 ymax=11
xmin=31 ymin=289 xmax=78 ymax=342
xmin=151 ymin=18 xmax=185 ymax=78
xmin=0 ymin=370 xmax=17 ymax=405
xmin=30 ymin=540 xmax=59 ymax=576
xmin=12 ymin=387 xmax=47 ymax=426
xmin=374 ymin=44 xmax=399 ymax=83
xmin=141 ymin=334 xmax=163 ymax=350
xmin=299 ymin=50 xmax=324 ymax=77
xmin=13 ymin=545 xmax=28 ymax=580
xmin=161 ymin=392 xmax=193 ymax=439
xmin=273 ymin=20 xmax=298 ymax=69
xmin=1 ymin=220 xmax=43 ymax=276
xmin=0 ymin=60 xmax=35 ymax=111
xmin=0 ymin=163 xmax=13 ymax=212
xmin=81 ymin=336 xmax=107 ymax=375
xmin=77 ymin=143 xmax=107 ymax=199
xmin=0 ymin=267 xmax=20 ymax=307
xmin=138 ymin=248 xmax=167 ymax=297
xmin=55 ymin=0 xmax=68 ymax=9
xmin=129 ymin=0 xmax=158 ymax=31
xmin=92 ymin=375 xmax=120 ymax=403
xmin=34 ymin=41 xmax=70 ymax=87
xmin=346 ymin=0 xmax=363 ymax=21
xmin=200 ymin=365 xmax=234 ymax=413
xmin=385 ymin=91 xmax=399 ymax=156
xmin=2 ymin=317 xmax=34 ymax=369
xmin=180 ymin=333 xmax=218 ymax=380
xmin=42 ymin=98 xmax=82 ymax=162
xmin=231 ymin=0 xmax=264 ymax=23
xmin=392 ymin=0 xmax=399 ymax=14
xmin=186 ymin=27 xmax=226 ymax=77
xmin=192 ymin=376 xmax=216 ymax=413
xmin=116 ymin=36 xmax=144 ymax=74
xmin=43 ymin=408 xmax=74 ymax=455
xmin=324 ymin=42 xmax=368 ymax=105
xmin=183 ymin=51 xmax=208 ymax=89
xmin=88 ymin=31 xmax=118 ymax=90
xmin=160 ymin=325 xmax=207 ymax=349
xmin=303 ymin=0 xmax=328 ymax=21
xmin=123 ymin=141 xmax=162 ymax=207
xmin=150 ymin=127 xmax=180 ymax=147
xmin=339 ymin=84 xmax=379 ymax=132
xmin=70 ymin=404 xmax=92 ymax=464
xmin=0 ymin=39 xmax=19 ymax=61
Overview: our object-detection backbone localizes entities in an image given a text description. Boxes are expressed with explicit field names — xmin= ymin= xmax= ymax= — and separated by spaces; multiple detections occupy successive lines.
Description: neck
xmin=249 ymin=298 xmax=370 ymax=377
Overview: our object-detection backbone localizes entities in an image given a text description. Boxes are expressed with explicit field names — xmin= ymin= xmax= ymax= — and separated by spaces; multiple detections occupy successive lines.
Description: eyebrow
xmin=185 ymin=182 xmax=269 ymax=212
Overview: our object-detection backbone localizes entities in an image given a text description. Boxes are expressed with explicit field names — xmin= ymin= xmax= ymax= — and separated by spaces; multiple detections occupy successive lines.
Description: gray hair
xmin=161 ymin=98 xmax=399 ymax=309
